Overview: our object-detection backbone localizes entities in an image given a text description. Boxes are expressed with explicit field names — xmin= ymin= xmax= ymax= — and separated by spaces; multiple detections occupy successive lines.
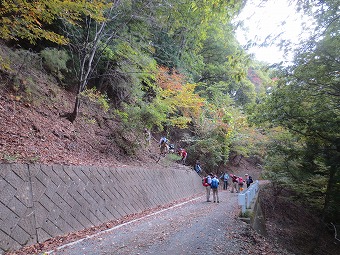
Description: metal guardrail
xmin=238 ymin=180 xmax=260 ymax=213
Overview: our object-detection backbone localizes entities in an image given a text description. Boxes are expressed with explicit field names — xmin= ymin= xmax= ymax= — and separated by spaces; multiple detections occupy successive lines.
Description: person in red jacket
xmin=230 ymin=174 xmax=238 ymax=193
xmin=178 ymin=148 xmax=187 ymax=164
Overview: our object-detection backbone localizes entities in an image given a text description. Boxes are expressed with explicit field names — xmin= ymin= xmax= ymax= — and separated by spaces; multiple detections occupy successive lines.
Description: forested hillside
xmin=0 ymin=0 xmax=339 ymax=254
xmin=1 ymin=0 xmax=274 ymax=170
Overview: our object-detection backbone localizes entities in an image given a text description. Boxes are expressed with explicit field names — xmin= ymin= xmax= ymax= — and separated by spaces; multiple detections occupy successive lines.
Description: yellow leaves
xmin=0 ymin=55 xmax=11 ymax=71
xmin=160 ymin=83 xmax=205 ymax=127
xmin=168 ymin=116 xmax=192 ymax=129
xmin=172 ymin=83 xmax=205 ymax=117
xmin=0 ymin=0 xmax=109 ymax=45
xmin=156 ymin=66 xmax=205 ymax=128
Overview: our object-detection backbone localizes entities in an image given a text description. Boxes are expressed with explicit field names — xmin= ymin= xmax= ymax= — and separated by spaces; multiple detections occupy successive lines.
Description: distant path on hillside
xmin=46 ymin=188 xmax=291 ymax=255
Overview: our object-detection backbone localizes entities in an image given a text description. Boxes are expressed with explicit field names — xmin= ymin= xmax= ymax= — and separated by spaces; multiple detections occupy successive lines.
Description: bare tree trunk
xmin=67 ymin=80 xmax=84 ymax=123
xmin=68 ymin=95 xmax=81 ymax=123
xmin=64 ymin=2 xmax=123 ymax=123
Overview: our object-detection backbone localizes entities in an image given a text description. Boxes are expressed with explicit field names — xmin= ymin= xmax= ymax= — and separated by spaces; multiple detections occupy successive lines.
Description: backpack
xmin=249 ymin=176 xmax=253 ymax=183
xmin=238 ymin=177 xmax=243 ymax=184
xmin=202 ymin=177 xmax=209 ymax=187
xmin=211 ymin=178 xmax=218 ymax=189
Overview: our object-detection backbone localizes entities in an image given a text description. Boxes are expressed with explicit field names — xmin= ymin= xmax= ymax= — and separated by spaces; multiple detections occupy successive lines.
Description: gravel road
xmin=46 ymin=189 xmax=291 ymax=255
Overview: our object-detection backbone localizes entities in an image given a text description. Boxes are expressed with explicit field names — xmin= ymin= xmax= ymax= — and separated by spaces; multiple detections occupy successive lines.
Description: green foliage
xmin=0 ymin=0 xmax=109 ymax=45
xmin=81 ymin=88 xmax=109 ymax=112
xmin=108 ymin=40 xmax=158 ymax=103
xmin=115 ymin=98 xmax=168 ymax=132
xmin=239 ymin=210 xmax=254 ymax=219
xmin=248 ymin=0 xmax=340 ymax=223
xmin=189 ymin=137 xmax=226 ymax=170
xmin=188 ymin=107 xmax=236 ymax=169
xmin=3 ymin=154 xmax=18 ymax=163
xmin=0 ymin=0 xmax=272 ymax=207
xmin=41 ymin=48 xmax=70 ymax=80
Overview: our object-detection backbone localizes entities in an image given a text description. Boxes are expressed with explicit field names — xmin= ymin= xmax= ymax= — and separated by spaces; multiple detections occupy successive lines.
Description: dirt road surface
xmin=46 ymin=188 xmax=291 ymax=255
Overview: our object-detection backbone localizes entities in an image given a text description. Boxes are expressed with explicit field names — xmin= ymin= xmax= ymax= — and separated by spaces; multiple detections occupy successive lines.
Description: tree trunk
xmin=67 ymin=95 xmax=81 ymax=123
xmin=65 ymin=80 xmax=84 ymax=123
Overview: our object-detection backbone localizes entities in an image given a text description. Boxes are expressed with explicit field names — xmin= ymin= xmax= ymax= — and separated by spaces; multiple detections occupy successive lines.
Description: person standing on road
xmin=230 ymin=174 xmax=238 ymax=193
xmin=203 ymin=173 xmax=212 ymax=202
xmin=211 ymin=175 xmax=220 ymax=203
xmin=245 ymin=174 xmax=253 ymax=188
xmin=219 ymin=172 xmax=229 ymax=190
xmin=237 ymin=176 xmax=244 ymax=192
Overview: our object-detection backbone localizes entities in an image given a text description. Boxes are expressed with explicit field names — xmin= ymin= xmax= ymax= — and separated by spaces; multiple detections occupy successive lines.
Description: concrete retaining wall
xmin=0 ymin=163 xmax=203 ymax=254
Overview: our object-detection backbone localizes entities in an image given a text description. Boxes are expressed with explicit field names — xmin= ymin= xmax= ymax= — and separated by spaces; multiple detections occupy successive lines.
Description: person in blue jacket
xmin=220 ymin=172 xmax=229 ymax=190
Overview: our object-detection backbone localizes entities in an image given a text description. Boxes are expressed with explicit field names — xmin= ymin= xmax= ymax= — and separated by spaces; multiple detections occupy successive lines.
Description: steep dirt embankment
xmin=0 ymin=60 xmax=158 ymax=167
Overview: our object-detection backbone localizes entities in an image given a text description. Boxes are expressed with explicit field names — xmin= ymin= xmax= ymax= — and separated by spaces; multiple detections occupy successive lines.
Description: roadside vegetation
xmin=0 ymin=0 xmax=339 ymax=253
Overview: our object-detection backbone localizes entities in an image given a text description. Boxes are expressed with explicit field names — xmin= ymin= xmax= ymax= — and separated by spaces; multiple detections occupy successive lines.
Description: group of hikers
xmin=152 ymin=133 xmax=255 ymax=200
xmin=202 ymin=172 xmax=254 ymax=202
xmin=142 ymin=130 xmax=188 ymax=164
xmin=158 ymin=136 xmax=187 ymax=164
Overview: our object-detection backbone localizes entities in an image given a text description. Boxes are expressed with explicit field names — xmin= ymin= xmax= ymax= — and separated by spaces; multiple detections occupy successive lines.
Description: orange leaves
xmin=156 ymin=66 xmax=205 ymax=127
xmin=156 ymin=66 xmax=184 ymax=90
xmin=172 ymin=83 xmax=205 ymax=118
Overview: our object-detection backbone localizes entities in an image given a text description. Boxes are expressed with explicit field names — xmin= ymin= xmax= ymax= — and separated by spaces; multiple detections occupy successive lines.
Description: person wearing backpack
xmin=230 ymin=174 xmax=238 ymax=193
xmin=245 ymin=174 xmax=253 ymax=188
xmin=210 ymin=175 xmax=220 ymax=203
xmin=237 ymin=176 xmax=244 ymax=192
xmin=202 ymin=173 xmax=212 ymax=202
xmin=159 ymin=136 xmax=168 ymax=145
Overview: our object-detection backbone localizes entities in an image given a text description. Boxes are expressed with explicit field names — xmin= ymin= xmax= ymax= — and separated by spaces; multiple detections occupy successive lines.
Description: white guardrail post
xmin=238 ymin=193 xmax=246 ymax=213
xmin=238 ymin=180 xmax=259 ymax=213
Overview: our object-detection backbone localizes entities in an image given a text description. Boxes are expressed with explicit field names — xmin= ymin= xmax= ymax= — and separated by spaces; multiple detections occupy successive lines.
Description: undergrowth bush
xmin=41 ymin=48 xmax=69 ymax=81
xmin=81 ymin=87 xmax=110 ymax=112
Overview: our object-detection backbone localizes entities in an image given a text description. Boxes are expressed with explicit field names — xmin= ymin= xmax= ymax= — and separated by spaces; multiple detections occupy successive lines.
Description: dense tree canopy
xmin=0 ymin=0 xmax=108 ymax=44
xmin=249 ymin=0 xmax=340 ymax=227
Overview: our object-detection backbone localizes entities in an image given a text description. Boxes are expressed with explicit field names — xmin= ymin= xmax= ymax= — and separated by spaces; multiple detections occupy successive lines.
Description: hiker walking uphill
xmin=144 ymin=128 xmax=151 ymax=146
xmin=159 ymin=136 xmax=169 ymax=157
xmin=211 ymin=175 xmax=220 ymax=203
xmin=159 ymin=136 xmax=168 ymax=145
xmin=178 ymin=148 xmax=187 ymax=165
